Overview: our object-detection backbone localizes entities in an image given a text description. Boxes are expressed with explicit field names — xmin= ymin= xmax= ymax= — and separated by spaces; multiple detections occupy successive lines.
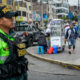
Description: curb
xmin=26 ymin=50 xmax=80 ymax=70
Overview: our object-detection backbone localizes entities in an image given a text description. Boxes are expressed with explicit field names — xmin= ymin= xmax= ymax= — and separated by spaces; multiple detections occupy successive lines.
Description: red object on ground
xmin=48 ymin=47 xmax=54 ymax=54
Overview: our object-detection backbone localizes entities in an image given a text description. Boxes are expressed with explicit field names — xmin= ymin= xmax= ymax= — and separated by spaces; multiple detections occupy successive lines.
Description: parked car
xmin=30 ymin=24 xmax=43 ymax=42
xmin=14 ymin=24 xmax=33 ymax=47
xmin=14 ymin=23 xmax=44 ymax=47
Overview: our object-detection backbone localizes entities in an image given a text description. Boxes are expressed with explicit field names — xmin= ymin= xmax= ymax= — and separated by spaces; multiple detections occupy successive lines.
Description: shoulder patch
xmin=4 ymin=47 xmax=9 ymax=50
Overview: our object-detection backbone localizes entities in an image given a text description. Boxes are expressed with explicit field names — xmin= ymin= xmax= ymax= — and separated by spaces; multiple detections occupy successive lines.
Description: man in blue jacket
xmin=65 ymin=23 xmax=78 ymax=54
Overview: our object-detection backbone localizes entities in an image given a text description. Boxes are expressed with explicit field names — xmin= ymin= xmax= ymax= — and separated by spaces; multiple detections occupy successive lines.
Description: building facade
xmin=32 ymin=2 xmax=48 ymax=27
xmin=69 ymin=6 xmax=78 ymax=16
xmin=15 ymin=0 xmax=33 ymax=23
xmin=26 ymin=1 xmax=32 ymax=23
xmin=52 ymin=0 xmax=69 ymax=18
xmin=48 ymin=2 xmax=56 ymax=20
xmin=0 ymin=0 xmax=13 ymax=8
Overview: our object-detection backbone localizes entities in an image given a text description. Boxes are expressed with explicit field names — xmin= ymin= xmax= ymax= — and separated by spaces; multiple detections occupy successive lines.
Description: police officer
xmin=0 ymin=6 xmax=28 ymax=80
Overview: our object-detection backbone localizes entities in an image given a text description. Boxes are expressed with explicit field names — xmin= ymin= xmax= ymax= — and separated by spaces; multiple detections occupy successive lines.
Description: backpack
xmin=65 ymin=28 xmax=69 ymax=39
xmin=38 ymin=34 xmax=47 ymax=46
xmin=48 ymin=47 xmax=54 ymax=54
xmin=65 ymin=28 xmax=75 ymax=39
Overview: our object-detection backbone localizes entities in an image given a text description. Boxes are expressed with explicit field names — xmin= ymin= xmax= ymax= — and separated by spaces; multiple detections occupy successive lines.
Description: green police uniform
xmin=0 ymin=29 xmax=28 ymax=80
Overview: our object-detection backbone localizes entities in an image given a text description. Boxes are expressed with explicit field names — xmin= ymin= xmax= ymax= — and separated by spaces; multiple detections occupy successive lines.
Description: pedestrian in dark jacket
xmin=38 ymin=33 xmax=47 ymax=53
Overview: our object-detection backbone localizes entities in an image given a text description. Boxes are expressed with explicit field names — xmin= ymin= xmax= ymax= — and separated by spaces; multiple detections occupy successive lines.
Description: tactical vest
xmin=0 ymin=33 xmax=28 ymax=78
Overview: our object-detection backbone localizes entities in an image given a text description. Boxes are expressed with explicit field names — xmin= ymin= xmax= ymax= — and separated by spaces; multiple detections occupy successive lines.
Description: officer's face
xmin=0 ymin=17 xmax=15 ymax=29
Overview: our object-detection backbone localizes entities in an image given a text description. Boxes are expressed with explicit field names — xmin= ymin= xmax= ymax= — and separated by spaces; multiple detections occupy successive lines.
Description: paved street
xmin=28 ymin=71 xmax=80 ymax=80
xmin=26 ymin=55 xmax=80 ymax=80
xmin=27 ymin=39 xmax=80 ymax=65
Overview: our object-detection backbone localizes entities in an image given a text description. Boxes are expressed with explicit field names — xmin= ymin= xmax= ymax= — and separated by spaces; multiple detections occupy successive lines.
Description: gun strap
xmin=0 ymin=33 xmax=13 ymax=43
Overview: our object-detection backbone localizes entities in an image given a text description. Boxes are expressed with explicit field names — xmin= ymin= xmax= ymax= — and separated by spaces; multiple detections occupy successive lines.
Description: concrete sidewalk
xmin=26 ymin=39 xmax=80 ymax=70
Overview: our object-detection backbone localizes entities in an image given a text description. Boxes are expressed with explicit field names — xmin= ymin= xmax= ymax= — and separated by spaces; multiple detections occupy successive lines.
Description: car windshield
xmin=24 ymin=25 xmax=32 ymax=31
xmin=14 ymin=25 xmax=32 ymax=31
xmin=32 ymin=26 xmax=40 ymax=32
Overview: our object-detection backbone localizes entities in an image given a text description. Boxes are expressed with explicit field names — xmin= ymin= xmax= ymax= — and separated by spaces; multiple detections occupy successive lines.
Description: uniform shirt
xmin=0 ymin=29 xmax=14 ymax=64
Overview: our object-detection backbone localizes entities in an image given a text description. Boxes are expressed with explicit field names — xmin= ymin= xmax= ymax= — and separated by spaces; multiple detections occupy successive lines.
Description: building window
xmin=0 ymin=0 xmax=2 ymax=3
xmin=17 ymin=11 xmax=21 ymax=16
xmin=26 ymin=13 xmax=28 ymax=18
xmin=29 ymin=6 xmax=32 ymax=10
xmin=24 ymin=3 xmax=27 ymax=7
xmin=29 ymin=14 xmax=32 ymax=18
xmin=19 ymin=1 xmax=23 ymax=7
xmin=22 ymin=11 xmax=26 ymax=17
xmin=7 ymin=0 xmax=13 ymax=5
xmin=24 ymin=0 xmax=27 ymax=1
xmin=58 ymin=15 xmax=62 ymax=18
xmin=56 ymin=4 xmax=61 ymax=7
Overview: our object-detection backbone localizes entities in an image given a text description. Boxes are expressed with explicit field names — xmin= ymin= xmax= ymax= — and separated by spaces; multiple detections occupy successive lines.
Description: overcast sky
xmin=68 ymin=0 xmax=78 ymax=5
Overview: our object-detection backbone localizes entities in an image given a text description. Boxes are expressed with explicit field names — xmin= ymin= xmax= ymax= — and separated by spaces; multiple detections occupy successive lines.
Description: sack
xmin=65 ymin=28 xmax=75 ymax=39
xmin=48 ymin=47 xmax=54 ymax=54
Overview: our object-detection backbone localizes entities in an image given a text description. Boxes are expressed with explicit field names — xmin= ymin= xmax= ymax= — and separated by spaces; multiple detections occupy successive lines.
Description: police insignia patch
xmin=4 ymin=47 xmax=9 ymax=50
xmin=2 ymin=6 xmax=10 ymax=14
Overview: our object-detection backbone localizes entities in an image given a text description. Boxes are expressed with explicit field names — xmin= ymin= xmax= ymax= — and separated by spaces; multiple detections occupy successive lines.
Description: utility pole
xmin=78 ymin=0 xmax=80 ymax=20
xmin=31 ymin=0 xmax=33 ymax=24
xmin=78 ymin=0 xmax=79 ymax=10
xmin=40 ymin=0 xmax=44 ymax=27
xmin=13 ymin=0 xmax=15 ymax=11
xmin=40 ymin=0 xmax=50 ymax=28
xmin=47 ymin=0 xmax=49 ymax=22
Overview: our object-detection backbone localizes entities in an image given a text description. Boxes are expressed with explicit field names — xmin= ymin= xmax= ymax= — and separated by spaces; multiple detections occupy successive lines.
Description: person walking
xmin=45 ymin=27 xmax=51 ymax=49
xmin=73 ymin=21 xmax=79 ymax=38
xmin=64 ymin=22 xmax=70 ymax=44
xmin=65 ymin=23 xmax=78 ymax=54
xmin=0 ymin=6 xmax=28 ymax=80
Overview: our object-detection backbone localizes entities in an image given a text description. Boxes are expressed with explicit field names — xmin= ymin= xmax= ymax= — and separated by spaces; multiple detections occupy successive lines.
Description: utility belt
xmin=0 ymin=59 xmax=28 ymax=79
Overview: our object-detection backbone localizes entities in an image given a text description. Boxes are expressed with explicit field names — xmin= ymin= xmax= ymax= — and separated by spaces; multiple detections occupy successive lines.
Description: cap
xmin=0 ymin=5 xmax=18 ymax=18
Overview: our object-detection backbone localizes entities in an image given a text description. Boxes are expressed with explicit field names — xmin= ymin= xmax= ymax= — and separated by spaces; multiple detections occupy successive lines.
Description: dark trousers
xmin=0 ymin=72 xmax=28 ymax=80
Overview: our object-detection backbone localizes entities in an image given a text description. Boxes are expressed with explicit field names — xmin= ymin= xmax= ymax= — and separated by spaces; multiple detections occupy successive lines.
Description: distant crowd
xmin=38 ymin=20 xmax=80 ymax=54
xmin=64 ymin=20 xmax=79 ymax=54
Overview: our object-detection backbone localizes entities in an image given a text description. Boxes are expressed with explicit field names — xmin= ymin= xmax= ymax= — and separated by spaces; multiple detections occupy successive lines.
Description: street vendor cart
xmin=49 ymin=19 xmax=65 ymax=51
